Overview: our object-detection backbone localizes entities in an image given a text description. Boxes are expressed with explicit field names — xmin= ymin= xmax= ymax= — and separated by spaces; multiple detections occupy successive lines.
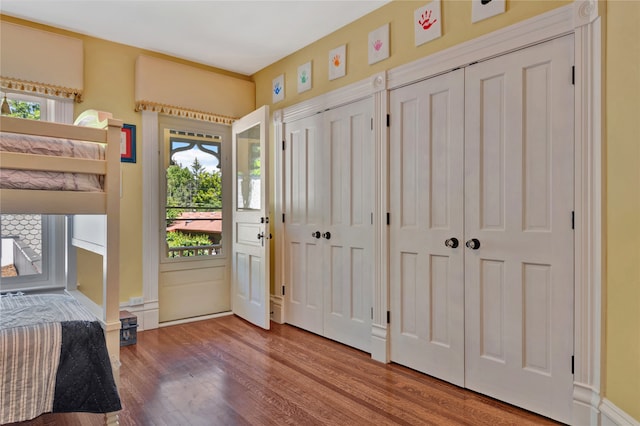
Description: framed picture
xmin=272 ymin=74 xmax=285 ymax=103
xmin=414 ymin=0 xmax=442 ymax=47
xmin=121 ymin=123 xmax=136 ymax=163
xmin=297 ymin=61 xmax=312 ymax=93
xmin=472 ymin=0 xmax=505 ymax=23
xmin=368 ymin=23 xmax=390 ymax=65
xmin=328 ymin=44 xmax=346 ymax=81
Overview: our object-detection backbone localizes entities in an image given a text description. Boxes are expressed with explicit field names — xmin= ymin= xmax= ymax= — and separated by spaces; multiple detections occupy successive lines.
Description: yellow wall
xmin=604 ymin=0 xmax=640 ymax=420
xmin=253 ymin=0 xmax=640 ymax=420
xmin=0 ymin=15 xmax=251 ymax=305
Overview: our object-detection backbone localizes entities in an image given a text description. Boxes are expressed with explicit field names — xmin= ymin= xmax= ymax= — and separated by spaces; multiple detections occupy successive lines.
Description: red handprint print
xmin=418 ymin=9 xmax=437 ymax=30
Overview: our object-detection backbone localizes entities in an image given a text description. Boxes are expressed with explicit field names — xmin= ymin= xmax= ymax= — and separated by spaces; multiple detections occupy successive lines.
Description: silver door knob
xmin=445 ymin=238 xmax=459 ymax=248
xmin=465 ymin=238 xmax=481 ymax=250
xmin=312 ymin=231 xmax=321 ymax=239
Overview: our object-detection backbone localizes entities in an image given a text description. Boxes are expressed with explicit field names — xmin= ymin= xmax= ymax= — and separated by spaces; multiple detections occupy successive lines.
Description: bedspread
xmin=0 ymin=294 xmax=121 ymax=424
xmin=0 ymin=131 xmax=105 ymax=192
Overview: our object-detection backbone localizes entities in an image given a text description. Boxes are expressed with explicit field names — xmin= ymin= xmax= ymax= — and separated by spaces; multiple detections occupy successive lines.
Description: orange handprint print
xmin=332 ymin=54 xmax=341 ymax=67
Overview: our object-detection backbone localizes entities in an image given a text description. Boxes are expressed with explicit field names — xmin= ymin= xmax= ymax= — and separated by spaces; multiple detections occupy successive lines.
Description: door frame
xmin=273 ymin=1 xmax=602 ymax=423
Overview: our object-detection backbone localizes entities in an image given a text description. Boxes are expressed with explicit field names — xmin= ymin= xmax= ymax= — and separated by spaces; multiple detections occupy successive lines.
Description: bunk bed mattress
xmin=0 ymin=294 xmax=121 ymax=424
xmin=0 ymin=132 xmax=105 ymax=192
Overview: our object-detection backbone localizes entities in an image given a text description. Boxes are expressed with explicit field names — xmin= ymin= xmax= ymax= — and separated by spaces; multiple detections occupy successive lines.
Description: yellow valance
xmin=135 ymin=55 xmax=255 ymax=123
xmin=0 ymin=22 xmax=83 ymax=102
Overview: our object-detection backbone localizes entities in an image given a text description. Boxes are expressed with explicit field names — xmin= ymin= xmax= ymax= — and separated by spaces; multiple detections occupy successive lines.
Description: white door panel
xmin=389 ymin=68 xmax=466 ymax=386
xmin=284 ymin=98 xmax=374 ymax=353
xmin=284 ymin=114 xmax=324 ymax=335
xmin=322 ymin=100 xmax=373 ymax=353
xmin=232 ymin=106 xmax=270 ymax=330
xmin=388 ymin=36 xmax=574 ymax=423
xmin=464 ymin=35 xmax=574 ymax=423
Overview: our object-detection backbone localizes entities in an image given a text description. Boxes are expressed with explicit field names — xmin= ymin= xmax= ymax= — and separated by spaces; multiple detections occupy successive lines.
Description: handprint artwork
xmin=328 ymin=45 xmax=346 ymax=80
xmin=414 ymin=0 xmax=442 ymax=46
xmin=332 ymin=54 xmax=341 ymax=67
xmin=418 ymin=9 xmax=438 ymax=30
xmin=273 ymin=82 xmax=282 ymax=95
xmin=373 ymin=39 xmax=384 ymax=52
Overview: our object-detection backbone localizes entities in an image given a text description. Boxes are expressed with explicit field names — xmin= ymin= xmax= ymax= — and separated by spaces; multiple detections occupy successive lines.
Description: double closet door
xmin=284 ymin=98 xmax=374 ymax=353
xmin=389 ymin=36 xmax=575 ymax=423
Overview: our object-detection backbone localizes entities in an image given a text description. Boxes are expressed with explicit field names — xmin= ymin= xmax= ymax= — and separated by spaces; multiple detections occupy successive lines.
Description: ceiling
xmin=0 ymin=1 xmax=390 ymax=76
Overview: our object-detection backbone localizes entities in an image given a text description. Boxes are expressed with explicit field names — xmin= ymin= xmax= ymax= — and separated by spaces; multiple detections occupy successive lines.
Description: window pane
xmin=1 ymin=214 xmax=43 ymax=278
xmin=165 ymin=130 xmax=223 ymax=258
xmin=236 ymin=124 xmax=261 ymax=211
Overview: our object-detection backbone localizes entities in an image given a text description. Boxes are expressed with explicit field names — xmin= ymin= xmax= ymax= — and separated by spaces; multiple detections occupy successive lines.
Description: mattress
xmin=0 ymin=293 xmax=121 ymax=423
xmin=0 ymin=131 xmax=105 ymax=192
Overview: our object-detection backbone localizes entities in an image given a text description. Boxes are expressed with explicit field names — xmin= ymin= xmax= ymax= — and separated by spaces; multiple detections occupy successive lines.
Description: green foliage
xmin=166 ymin=230 xmax=212 ymax=248
xmin=8 ymin=100 xmax=40 ymax=120
xmin=165 ymin=155 xmax=222 ymax=252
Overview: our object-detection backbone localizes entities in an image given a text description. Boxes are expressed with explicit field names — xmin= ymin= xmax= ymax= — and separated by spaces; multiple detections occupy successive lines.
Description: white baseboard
xmin=270 ymin=295 xmax=284 ymax=324
xmin=600 ymin=399 xmax=640 ymax=426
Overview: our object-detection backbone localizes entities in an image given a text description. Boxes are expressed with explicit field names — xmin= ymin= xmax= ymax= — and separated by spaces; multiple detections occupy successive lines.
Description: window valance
xmin=134 ymin=55 xmax=255 ymax=124
xmin=0 ymin=22 xmax=83 ymax=102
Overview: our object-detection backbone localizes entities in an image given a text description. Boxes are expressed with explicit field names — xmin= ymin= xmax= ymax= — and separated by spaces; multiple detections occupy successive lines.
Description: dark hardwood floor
xmin=13 ymin=315 xmax=560 ymax=425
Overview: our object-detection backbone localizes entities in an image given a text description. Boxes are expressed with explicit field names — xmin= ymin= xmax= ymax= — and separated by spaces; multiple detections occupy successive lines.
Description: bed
xmin=0 ymin=115 xmax=122 ymax=425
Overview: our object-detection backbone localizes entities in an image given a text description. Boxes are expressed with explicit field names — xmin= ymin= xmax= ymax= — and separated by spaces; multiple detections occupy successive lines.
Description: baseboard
xmin=270 ymin=294 xmax=284 ymax=324
xmin=600 ymin=399 xmax=640 ymax=426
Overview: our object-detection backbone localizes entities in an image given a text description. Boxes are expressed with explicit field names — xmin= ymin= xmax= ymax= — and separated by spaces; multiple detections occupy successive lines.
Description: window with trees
xmin=165 ymin=129 xmax=223 ymax=258
xmin=1 ymin=92 xmax=67 ymax=291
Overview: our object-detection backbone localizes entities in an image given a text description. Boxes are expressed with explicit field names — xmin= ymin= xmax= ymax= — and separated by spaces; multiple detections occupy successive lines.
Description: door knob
xmin=445 ymin=238 xmax=459 ymax=248
xmin=322 ymin=231 xmax=331 ymax=240
xmin=257 ymin=232 xmax=263 ymax=240
xmin=312 ymin=231 xmax=321 ymax=239
xmin=465 ymin=238 xmax=481 ymax=250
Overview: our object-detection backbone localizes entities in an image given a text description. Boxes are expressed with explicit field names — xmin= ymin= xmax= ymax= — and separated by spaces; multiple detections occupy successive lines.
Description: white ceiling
xmin=0 ymin=1 xmax=390 ymax=76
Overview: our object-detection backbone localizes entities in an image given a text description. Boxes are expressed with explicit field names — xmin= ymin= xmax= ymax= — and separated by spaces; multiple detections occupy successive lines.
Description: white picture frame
xmin=368 ymin=23 xmax=390 ymax=65
xmin=328 ymin=44 xmax=346 ymax=81
xmin=414 ymin=0 xmax=442 ymax=47
xmin=272 ymin=74 xmax=285 ymax=103
xmin=472 ymin=0 xmax=506 ymax=23
xmin=297 ymin=61 xmax=312 ymax=93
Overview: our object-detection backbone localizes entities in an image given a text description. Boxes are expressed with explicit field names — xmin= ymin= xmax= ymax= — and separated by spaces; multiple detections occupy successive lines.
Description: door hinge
xmin=282 ymin=213 xmax=285 ymax=223
xmin=371 ymin=212 xmax=373 ymax=225
xmin=572 ymin=211 xmax=575 ymax=230
xmin=282 ymin=285 xmax=286 ymax=296
xmin=282 ymin=140 xmax=286 ymax=150
xmin=387 ymin=311 xmax=390 ymax=324
xmin=371 ymin=307 xmax=373 ymax=320
xmin=571 ymin=355 xmax=574 ymax=375
xmin=386 ymin=212 xmax=390 ymax=225
xmin=371 ymin=117 xmax=373 ymax=130
xmin=386 ymin=114 xmax=390 ymax=127
xmin=572 ymin=66 xmax=575 ymax=85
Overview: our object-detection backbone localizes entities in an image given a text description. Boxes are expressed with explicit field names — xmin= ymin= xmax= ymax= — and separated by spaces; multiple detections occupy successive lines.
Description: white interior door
xmin=388 ymin=36 xmax=575 ymax=422
xmin=284 ymin=113 xmax=324 ymax=335
xmin=231 ymin=106 xmax=270 ymax=329
xmin=389 ymin=69 xmax=465 ymax=386
xmin=322 ymin=99 xmax=374 ymax=353
xmin=464 ymin=35 xmax=575 ymax=423
xmin=284 ymin=98 xmax=374 ymax=352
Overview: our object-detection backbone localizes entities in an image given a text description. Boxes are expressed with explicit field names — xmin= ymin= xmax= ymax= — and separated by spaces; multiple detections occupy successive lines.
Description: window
xmin=0 ymin=91 xmax=71 ymax=292
xmin=164 ymin=129 xmax=224 ymax=259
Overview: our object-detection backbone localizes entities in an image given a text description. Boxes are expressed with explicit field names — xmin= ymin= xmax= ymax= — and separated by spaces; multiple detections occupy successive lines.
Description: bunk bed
xmin=0 ymin=115 xmax=122 ymax=425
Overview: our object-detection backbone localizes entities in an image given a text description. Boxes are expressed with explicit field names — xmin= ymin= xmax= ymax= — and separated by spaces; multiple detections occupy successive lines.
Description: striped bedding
xmin=0 ymin=131 xmax=105 ymax=192
xmin=0 ymin=294 xmax=121 ymax=424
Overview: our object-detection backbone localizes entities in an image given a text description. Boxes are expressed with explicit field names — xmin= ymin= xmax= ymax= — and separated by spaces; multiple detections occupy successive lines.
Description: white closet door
xmin=322 ymin=99 xmax=374 ymax=353
xmin=464 ymin=35 xmax=574 ymax=423
xmin=389 ymin=69 xmax=465 ymax=386
xmin=284 ymin=113 xmax=324 ymax=335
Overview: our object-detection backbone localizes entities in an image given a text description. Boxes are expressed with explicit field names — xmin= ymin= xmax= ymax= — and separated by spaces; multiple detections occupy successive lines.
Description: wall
xmin=604 ymin=0 xmax=640 ymax=420
xmin=252 ymin=0 xmax=639 ymax=421
xmin=0 ymin=15 xmax=252 ymax=305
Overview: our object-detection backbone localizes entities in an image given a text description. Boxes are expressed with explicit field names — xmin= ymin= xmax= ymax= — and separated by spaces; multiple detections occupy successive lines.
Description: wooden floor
xmin=14 ymin=315 xmax=560 ymax=426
